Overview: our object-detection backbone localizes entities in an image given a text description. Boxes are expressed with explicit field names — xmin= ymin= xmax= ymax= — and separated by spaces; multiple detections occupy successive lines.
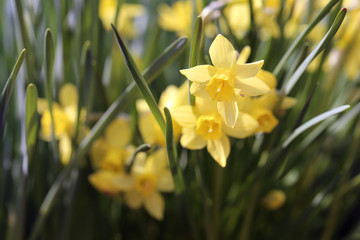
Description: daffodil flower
xmin=157 ymin=0 xmax=193 ymax=37
xmin=99 ymin=0 xmax=145 ymax=38
xmin=124 ymin=148 xmax=174 ymax=221
xmin=180 ymin=34 xmax=270 ymax=128
xmin=241 ymin=70 xmax=296 ymax=133
xmin=38 ymin=83 xmax=86 ymax=164
xmin=172 ymin=98 xmax=258 ymax=167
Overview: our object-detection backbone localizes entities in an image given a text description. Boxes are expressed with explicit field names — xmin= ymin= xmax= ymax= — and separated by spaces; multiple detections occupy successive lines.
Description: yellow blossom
xmin=136 ymin=83 xmax=188 ymax=146
xmin=180 ymin=34 xmax=269 ymax=128
xmin=241 ymin=70 xmax=296 ymax=133
xmin=99 ymin=0 xmax=145 ymax=38
xmin=38 ymin=83 xmax=86 ymax=164
xmin=171 ymin=98 xmax=258 ymax=167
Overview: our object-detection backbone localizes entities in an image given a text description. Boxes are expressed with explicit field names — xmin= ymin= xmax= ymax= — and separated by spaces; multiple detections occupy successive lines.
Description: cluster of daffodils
xmin=172 ymin=34 xmax=295 ymax=167
xmin=89 ymin=117 xmax=174 ymax=221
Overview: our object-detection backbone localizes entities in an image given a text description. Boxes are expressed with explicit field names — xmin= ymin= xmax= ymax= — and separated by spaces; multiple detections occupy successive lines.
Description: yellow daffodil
xmin=172 ymin=97 xmax=258 ymax=167
xmin=158 ymin=0 xmax=194 ymax=37
xmin=241 ymin=70 xmax=296 ymax=133
xmin=90 ymin=116 xmax=132 ymax=172
xmin=38 ymin=83 xmax=86 ymax=164
xmin=123 ymin=148 xmax=174 ymax=221
xmin=99 ymin=0 xmax=145 ymax=38
xmin=180 ymin=34 xmax=269 ymax=128
xmin=136 ymin=83 xmax=188 ymax=146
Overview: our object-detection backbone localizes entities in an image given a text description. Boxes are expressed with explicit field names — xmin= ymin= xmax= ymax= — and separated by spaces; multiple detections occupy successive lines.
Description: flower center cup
xmin=195 ymin=115 xmax=223 ymax=141
xmin=135 ymin=173 xmax=157 ymax=196
xmin=206 ymin=72 xmax=234 ymax=102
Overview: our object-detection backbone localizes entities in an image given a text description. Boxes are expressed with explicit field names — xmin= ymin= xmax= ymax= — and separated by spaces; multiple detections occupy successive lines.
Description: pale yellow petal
xmin=223 ymin=112 xmax=258 ymax=138
xmin=144 ymin=191 xmax=165 ymax=221
xmin=138 ymin=113 xmax=165 ymax=146
xmin=256 ymin=70 xmax=277 ymax=89
xmin=217 ymin=99 xmax=238 ymax=128
xmin=88 ymin=171 xmax=135 ymax=195
xmin=159 ymin=85 xmax=179 ymax=109
xmin=37 ymin=98 xmax=48 ymax=114
xmin=236 ymin=45 xmax=251 ymax=64
xmin=180 ymin=65 xmax=216 ymax=83
xmin=124 ymin=191 xmax=143 ymax=209
xmin=156 ymin=170 xmax=175 ymax=192
xmin=145 ymin=148 xmax=168 ymax=174
xmin=209 ymin=34 xmax=237 ymax=69
xmin=59 ymin=134 xmax=72 ymax=165
xmin=105 ymin=117 xmax=131 ymax=148
xmin=232 ymin=60 xmax=264 ymax=79
xmin=190 ymin=82 xmax=211 ymax=99
xmin=59 ymin=83 xmax=78 ymax=108
xmin=281 ymin=97 xmax=297 ymax=110
xmin=235 ymin=76 xmax=270 ymax=96
xmin=171 ymin=106 xmax=197 ymax=128
xmin=207 ymin=135 xmax=230 ymax=167
xmin=180 ymin=128 xmax=207 ymax=150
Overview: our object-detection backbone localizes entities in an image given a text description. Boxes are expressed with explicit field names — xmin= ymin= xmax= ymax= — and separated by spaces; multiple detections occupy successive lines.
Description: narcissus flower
xmin=241 ymin=70 xmax=296 ymax=133
xmin=158 ymin=0 xmax=197 ymax=37
xmin=172 ymin=98 xmax=258 ymax=167
xmin=99 ymin=0 xmax=145 ymax=38
xmin=262 ymin=189 xmax=286 ymax=210
xmin=38 ymin=83 xmax=87 ymax=164
xmin=180 ymin=34 xmax=269 ymax=128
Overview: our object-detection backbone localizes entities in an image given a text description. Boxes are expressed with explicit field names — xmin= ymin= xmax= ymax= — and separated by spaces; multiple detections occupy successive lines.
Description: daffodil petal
xmin=105 ymin=117 xmax=131 ymax=148
xmin=124 ymin=191 xmax=143 ymax=209
xmin=180 ymin=128 xmax=207 ymax=150
xmin=144 ymin=191 xmax=165 ymax=221
xmin=209 ymin=34 xmax=237 ymax=69
xmin=59 ymin=134 xmax=72 ymax=165
xmin=190 ymin=82 xmax=211 ymax=99
xmin=59 ymin=83 xmax=78 ymax=108
xmin=89 ymin=171 xmax=135 ymax=194
xmin=171 ymin=106 xmax=197 ymax=128
xmin=256 ymin=70 xmax=277 ymax=89
xmin=281 ymin=97 xmax=297 ymax=110
xmin=223 ymin=112 xmax=258 ymax=138
xmin=180 ymin=65 xmax=216 ymax=83
xmin=235 ymin=76 xmax=270 ymax=96
xmin=232 ymin=60 xmax=264 ymax=79
xmin=157 ymin=170 xmax=175 ymax=192
xmin=207 ymin=135 xmax=230 ymax=167
xmin=217 ymin=99 xmax=238 ymax=128
xmin=236 ymin=45 xmax=251 ymax=65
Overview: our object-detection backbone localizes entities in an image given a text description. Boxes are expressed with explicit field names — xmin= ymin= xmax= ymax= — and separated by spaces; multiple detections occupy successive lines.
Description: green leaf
xmin=282 ymin=8 xmax=347 ymax=95
xmin=44 ymin=28 xmax=55 ymax=107
xmin=111 ymin=24 xmax=166 ymax=134
xmin=0 ymin=49 xmax=26 ymax=139
xmin=273 ymin=0 xmax=341 ymax=76
xmin=188 ymin=16 xmax=203 ymax=105
xmin=164 ymin=107 xmax=186 ymax=195
xmin=282 ymin=105 xmax=350 ymax=148
xmin=25 ymin=84 xmax=38 ymax=162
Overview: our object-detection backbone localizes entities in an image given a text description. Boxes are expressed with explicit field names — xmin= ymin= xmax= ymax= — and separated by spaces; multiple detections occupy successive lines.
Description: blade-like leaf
xmin=283 ymin=8 xmax=347 ymax=95
xmin=111 ymin=24 xmax=166 ymax=134
xmin=273 ymin=0 xmax=341 ymax=76
xmin=0 ymin=49 xmax=26 ymax=139
xmin=282 ymin=105 xmax=350 ymax=148
xmin=25 ymin=84 xmax=38 ymax=161
xmin=188 ymin=16 xmax=203 ymax=105
xmin=164 ymin=107 xmax=186 ymax=194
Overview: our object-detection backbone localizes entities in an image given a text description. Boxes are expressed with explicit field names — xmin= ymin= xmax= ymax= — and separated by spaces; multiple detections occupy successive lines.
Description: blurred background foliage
xmin=1 ymin=0 xmax=360 ymax=239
